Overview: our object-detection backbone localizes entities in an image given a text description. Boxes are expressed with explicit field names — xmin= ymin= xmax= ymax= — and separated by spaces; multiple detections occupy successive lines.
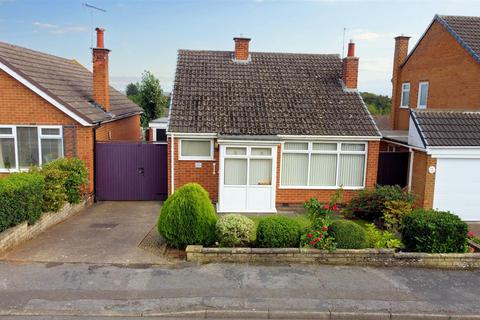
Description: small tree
xmin=126 ymin=71 xmax=168 ymax=127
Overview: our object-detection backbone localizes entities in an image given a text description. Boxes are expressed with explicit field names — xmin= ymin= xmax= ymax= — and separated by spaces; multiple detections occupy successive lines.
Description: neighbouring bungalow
xmin=382 ymin=15 xmax=480 ymax=221
xmin=167 ymin=38 xmax=381 ymax=213
xmin=0 ymin=28 xmax=143 ymax=192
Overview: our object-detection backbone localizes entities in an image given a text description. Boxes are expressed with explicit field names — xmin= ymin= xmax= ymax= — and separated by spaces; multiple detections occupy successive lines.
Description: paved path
xmin=0 ymin=202 xmax=172 ymax=265
xmin=0 ymin=261 xmax=479 ymax=318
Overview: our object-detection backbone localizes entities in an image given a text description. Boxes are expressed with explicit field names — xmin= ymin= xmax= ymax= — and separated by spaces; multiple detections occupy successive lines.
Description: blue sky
xmin=1 ymin=0 xmax=479 ymax=95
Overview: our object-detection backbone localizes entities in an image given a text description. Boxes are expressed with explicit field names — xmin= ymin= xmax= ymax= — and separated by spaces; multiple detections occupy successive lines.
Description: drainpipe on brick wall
xmin=171 ymin=133 xmax=175 ymax=194
xmin=407 ymin=148 xmax=414 ymax=192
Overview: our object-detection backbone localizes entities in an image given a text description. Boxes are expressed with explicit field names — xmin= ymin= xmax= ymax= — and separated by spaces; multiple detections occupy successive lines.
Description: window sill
xmin=279 ymin=185 xmax=365 ymax=190
xmin=178 ymin=157 xmax=215 ymax=161
xmin=399 ymin=106 xmax=410 ymax=109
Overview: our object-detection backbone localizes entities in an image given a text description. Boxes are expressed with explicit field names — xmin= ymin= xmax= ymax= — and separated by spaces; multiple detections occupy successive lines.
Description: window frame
xmin=279 ymin=141 xmax=368 ymax=190
xmin=417 ymin=81 xmax=429 ymax=109
xmin=178 ymin=139 xmax=214 ymax=161
xmin=0 ymin=125 xmax=63 ymax=172
xmin=400 ymin=82 xmax=410 ymax=108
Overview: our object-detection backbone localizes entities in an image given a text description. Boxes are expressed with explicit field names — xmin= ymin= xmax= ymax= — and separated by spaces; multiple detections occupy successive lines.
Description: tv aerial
xmin=83 ymin=3 xmax=107 ymax=47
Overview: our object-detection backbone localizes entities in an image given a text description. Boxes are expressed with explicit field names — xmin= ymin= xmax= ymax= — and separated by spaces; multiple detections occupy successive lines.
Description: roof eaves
xmin=436 ymin=15 xmax=480 ymax=64
xmin=409 ymin=109 xmax=428 ymax=148
xmin=0 ymin=56 xmax=93 ymax=126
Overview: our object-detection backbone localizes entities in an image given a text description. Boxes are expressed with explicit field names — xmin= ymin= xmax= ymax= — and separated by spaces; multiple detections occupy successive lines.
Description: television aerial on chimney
xmin=83 ymin=3 xmax=107 ymax=48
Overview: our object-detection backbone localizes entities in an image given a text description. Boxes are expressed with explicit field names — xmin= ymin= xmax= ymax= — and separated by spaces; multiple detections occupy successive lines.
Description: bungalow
xmin=0 ymin=28 xmax=143 ymax=192
xmin=167 ymin=38 xmax=381 ymax=213
xmin=382 ymin=15 xmax=480 ymax=221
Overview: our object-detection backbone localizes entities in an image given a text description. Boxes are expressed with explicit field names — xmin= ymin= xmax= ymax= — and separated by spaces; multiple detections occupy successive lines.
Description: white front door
xmin=219 ymin=145 xmax=277 ymax=213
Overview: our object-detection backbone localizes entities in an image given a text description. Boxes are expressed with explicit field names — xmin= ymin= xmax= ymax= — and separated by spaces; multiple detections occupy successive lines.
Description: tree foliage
xmin=126 ymin=71 xmax=168 ymax=127
xmin=360 ymin=92 xmax=392 ymax=115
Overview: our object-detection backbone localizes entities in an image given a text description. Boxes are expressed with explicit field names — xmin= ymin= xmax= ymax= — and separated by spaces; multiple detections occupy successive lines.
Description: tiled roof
xmin=411 ymin=110 xmax=480 ymax=147
xmin=437 ymin=15 xmax=480 ymax=63
xmin=169 ymin=50 xmax=380 ymax=137
xmin=0 ymin=42 xmax=142 ymax=124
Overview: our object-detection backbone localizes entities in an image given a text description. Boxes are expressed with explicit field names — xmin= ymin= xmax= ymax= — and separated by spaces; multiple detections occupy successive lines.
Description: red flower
xmin=322 ymin=226 xmax=328 ymax=231
xmin=307 ymin=233 xmax=313 ymax=238
xmin=468 ymin=231 xmax=476 ymax=238
xmin=323 ymin=204 xmax=330 ymax=210
xmin=310 ymin=241 xmax=316 ymax=246
xmin=315 ymin=237 xmax=320 ymax=242
xmin=332 ymin=204 xmax=338 ymax=211
xmin=319 ymin=233 xmax=324 ymax=238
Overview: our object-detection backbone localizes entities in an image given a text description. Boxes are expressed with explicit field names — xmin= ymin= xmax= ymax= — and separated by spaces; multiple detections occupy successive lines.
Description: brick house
xmin=168 ymin=38 xmax=380 ymax=213
xmin=382 ymin=15 xmax=480 ymax=221
xmin=0 ymin=28 xmax=143 ymax=192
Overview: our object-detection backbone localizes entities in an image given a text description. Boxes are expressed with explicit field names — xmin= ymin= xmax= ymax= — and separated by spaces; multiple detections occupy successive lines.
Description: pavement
xmin=0 ymin=201 xmax=177 ymax=265
xmin=0 ymin=261 xmax=479 ymax=318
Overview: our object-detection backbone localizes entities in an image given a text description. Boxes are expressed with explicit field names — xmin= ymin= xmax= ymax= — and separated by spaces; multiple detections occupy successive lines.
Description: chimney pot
xmin=342 ymin=41 xmax=359 ymax=90
xmin=92 ymin=27 xmax=110 ymax=111
xmin=347 ymin=41 xmax=355 ymax=57
xmin=233 ymin=37 xmax=251 ymax=61
xmin=95 ymin=27 xmax=105 ymax=48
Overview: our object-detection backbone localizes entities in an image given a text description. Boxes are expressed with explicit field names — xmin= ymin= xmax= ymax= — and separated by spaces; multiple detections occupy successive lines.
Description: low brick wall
xmin=186 ymin=246 xmax=480 ymax=269
xmin=0 ymin=197 xmax=92 ymax=254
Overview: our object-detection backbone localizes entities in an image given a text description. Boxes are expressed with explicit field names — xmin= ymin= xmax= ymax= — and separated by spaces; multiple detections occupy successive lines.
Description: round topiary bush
xmin=157 ymin=183 xmax=218 ymax=248
xmin=401 ymin=209 xmax=468 ymax=253
xmin=328 ymin=220 xmax=368 ymax=249
xmin=256 ymin=215 xmax=301 ymax=248
xmin=216 ymin=214 xmax=255 ymax=247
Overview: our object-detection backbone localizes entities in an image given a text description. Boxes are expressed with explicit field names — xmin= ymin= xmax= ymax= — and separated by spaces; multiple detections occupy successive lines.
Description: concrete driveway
xmin=0 ymin=201 xmax=176 ymax=265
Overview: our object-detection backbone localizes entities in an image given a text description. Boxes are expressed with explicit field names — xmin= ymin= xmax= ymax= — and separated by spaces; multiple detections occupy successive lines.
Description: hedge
xmin=402 ymin=209 xmax=468 ymax=253
xmin=0 ymin=172 xmax=45 ymax=232
xmin=329 ymin=220 xmax=368 ymax=249
xmin=256 ymin=215 xmax=301 ymax=248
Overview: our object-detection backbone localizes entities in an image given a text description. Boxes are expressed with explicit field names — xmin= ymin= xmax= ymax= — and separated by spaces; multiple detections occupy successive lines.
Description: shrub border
xmin=186 ymin=246 xmax=480 ymax=269
xmin=0 ymin=196 xmax=92 ymax=255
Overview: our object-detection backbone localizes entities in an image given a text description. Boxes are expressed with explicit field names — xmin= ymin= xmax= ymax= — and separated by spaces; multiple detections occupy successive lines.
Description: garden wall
xmin=186 ymin=246 xmax=480 ymax=269
xmin=0 ymin=197 xmax=92 ymax=254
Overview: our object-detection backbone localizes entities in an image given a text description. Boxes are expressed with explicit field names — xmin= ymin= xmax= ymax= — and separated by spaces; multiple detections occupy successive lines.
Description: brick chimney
xmin=390 ymin=36 xmax=410 ymax=129
xmin=233 ymin=37 xmax=251 ymax=61
xmin=92 ymin=27 xmax=110 ymax=112
xmin=342 ymin=41 xmax=359 ymax=89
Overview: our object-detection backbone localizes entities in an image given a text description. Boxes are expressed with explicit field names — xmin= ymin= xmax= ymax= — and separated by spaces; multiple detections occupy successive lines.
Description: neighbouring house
xmin=0 ymin=28 xmax=143 ymax=192
xmin=382 ymin=15 xmax=480 ymax=221
xmin=167 ymin=38 xmax=381 ymax=213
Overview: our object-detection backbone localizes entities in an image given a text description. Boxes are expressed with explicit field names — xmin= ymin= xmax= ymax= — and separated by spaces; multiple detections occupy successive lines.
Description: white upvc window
xmin=0 ymin=125 xmax=63 ymax=172
xmin=223 ymin=146 xmax=273 ymax=186
xmin=400 ymin=82 xmax=410 ymax=108
xmin=179 ymin=139 xmax=214 ymax=160
xmin=417 ymin=81 xmax=429 ymax=109
xmin=280 ymin=141 xmax=367 ymax=189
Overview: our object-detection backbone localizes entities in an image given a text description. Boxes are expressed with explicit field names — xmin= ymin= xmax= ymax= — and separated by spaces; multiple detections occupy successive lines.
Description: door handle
xmin=138 ymin=167 xmax=144 ymax=175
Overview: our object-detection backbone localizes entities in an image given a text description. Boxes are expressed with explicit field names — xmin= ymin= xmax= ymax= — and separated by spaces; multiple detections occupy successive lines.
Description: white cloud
xmin=350 ymin=29 xmax=394 ymax=42
xmin=32 ymin=21 xmax=87 ymax=35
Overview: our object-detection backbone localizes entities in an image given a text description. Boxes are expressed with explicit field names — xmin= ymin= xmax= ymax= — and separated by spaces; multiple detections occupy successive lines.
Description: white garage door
xmin=434 ymin=158 xmax=480 ymax=221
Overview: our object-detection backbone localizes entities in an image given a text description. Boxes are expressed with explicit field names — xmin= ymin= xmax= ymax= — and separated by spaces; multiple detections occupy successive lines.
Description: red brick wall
xmin=342 ymin=57 xmax=359 ymax=89
xmin=0 ymin=70 xmax=95 ymax=192
xmin=168 ymin=138 xmax=380 ymax=207
xmin=392 ymin=21 xmax=480 ymax=130
xmin=275 ymin=141 xmax=379 ymax=205
xmin=96 ymin=115 xmax=141 ymax=141
xmin=0 ymin=70 xmax=141 ymax=194
xmin=168 ymin=137 xmax=219 ymax=202
xmin=411 ymin=150 xmax=436 ymax=209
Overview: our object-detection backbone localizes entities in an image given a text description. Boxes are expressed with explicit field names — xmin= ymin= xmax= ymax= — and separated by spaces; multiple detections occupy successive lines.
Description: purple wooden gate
xmin=95 ymin=142 xmax=168 ymax=201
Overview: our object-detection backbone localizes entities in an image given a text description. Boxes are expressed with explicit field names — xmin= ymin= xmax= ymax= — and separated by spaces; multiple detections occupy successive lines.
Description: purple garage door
xmin=95 ymin=142 xmax=168 ymax=201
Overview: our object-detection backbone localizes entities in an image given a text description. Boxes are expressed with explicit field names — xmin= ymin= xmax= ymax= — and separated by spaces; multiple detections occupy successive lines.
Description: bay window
xmin=0 ymin=126 xmax=63 ymax=172
xmin=281 ymin=141 xmax=367 ymax=189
